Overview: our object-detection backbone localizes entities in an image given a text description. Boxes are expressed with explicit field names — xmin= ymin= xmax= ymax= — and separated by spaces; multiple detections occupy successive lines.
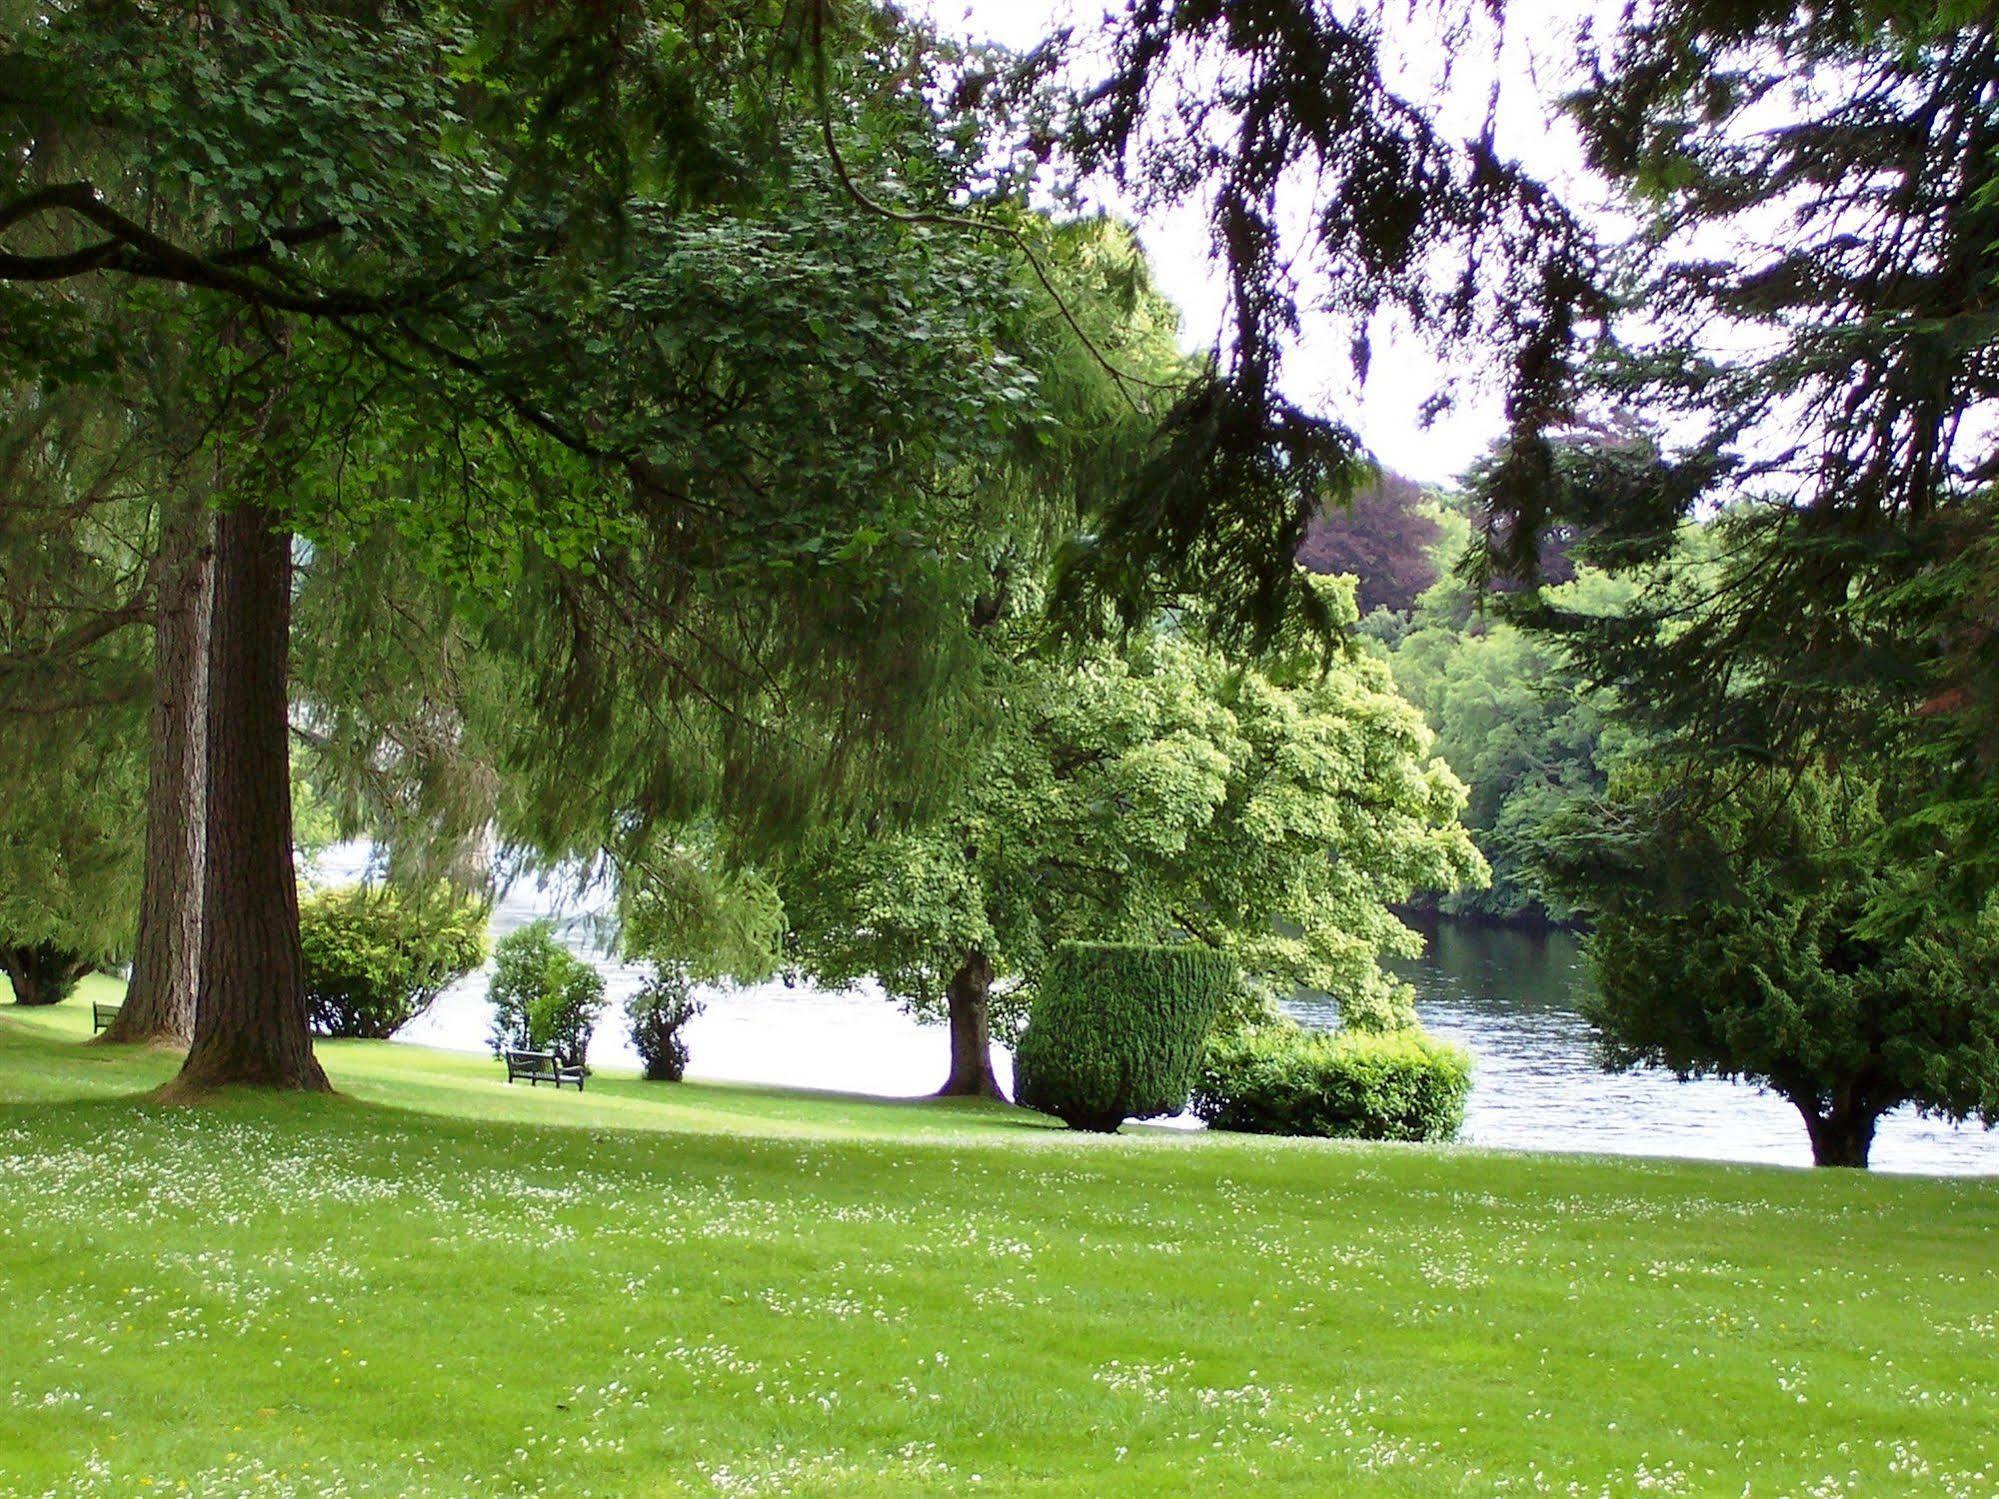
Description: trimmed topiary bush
xmin=300 ymin=885 xmax=489 ymax=1039
xmin=627 ymin=962 xmax=704 ymax=1082
xmin=1013 ymin=942 xmax=1235 ymax=1132
xmin=487 ymin=921 xmax=608 ymax=1069
xmin=1192 ymin=1022 xmax=1471 ymax=1142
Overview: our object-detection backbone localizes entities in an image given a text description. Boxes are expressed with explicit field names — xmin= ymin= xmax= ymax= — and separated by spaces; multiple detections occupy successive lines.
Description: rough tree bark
xmin=937 ymin=947 xmax=1004 ymax=1100
xmin=102 ymin=494 xmax=212 ymax=1046
xmin=165 ymin=501 xmax=328 ymax=1094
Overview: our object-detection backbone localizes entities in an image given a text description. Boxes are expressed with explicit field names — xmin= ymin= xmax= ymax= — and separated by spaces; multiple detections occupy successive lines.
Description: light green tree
xmin=771 ymin=576 xmax=1485 ymax=1097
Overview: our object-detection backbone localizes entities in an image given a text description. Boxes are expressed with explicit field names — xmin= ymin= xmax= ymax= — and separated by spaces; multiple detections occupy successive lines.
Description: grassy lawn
xmin=2 ymin=987 xmax=1995 ymax=1497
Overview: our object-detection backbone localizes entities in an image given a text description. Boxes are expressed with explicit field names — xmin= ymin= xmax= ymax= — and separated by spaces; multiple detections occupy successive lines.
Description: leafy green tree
xmin=487 ymin=922 xmax=608 ymax=1070
xmin=0 ymin=711 xmax=146 ymax=1005
xmin=0 ymin=5 xmax=1216 ymax=1092
xmin=626 ymin=963 xmax=704 ymax=1083
xmin=1545 ymin=766 xmax=1999 ymax=1169
xmin=1386 ymin=543 xmax=1636 ymax=923
xmin=0 ymin=0 xmax=1597 ymax=1095
xmin=770 ymin=575 xmax=1484 ymax=1097
xmin=0 ymin=384 xmax=152 ymax=1007
xmin=298 ymin=885 xmax=487 ymax=1040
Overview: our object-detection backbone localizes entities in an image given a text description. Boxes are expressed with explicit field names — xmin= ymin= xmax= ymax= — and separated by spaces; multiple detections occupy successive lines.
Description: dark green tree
xmin=1477 ymin=5 xmax=1999 ymax=918
xmin=0 ymin=4 xmax=1216 ymax=1091
xmin=1546 ymin=766 xmax=1999 ymax=1168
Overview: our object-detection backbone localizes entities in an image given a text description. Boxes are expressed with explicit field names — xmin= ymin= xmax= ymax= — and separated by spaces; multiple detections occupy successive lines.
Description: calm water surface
xmin=321 ymin=845 xmax=1998 ymax=1176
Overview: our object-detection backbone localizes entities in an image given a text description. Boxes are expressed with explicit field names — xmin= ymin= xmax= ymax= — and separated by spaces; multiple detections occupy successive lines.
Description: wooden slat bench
xmin=503 ymin=1049 xmax=586 ymax=1091
xmin=91 ymin=1002 xmax=122 ymax=1034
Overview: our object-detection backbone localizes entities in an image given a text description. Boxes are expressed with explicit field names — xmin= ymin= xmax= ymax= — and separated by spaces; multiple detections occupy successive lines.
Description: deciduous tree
xmin=771 ymin=576 xmax=1483 ymax=1097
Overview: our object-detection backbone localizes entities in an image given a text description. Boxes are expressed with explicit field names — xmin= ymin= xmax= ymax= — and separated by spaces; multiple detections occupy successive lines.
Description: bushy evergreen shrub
xmin=486 ymin=921 xmax=607 ymax=1068
xmin=0 ymin=942 xmax=94 ymax=1007
xmin=300 ymin=885 xmax=488 ymax=1039
xmin=1013 ymin=942 xmax=1235 ymax=1132
xmin=1192 ymin=1022 xmax=1471 ymax=1141
xmin=627 ymin=962 xmax=704 ymax=1082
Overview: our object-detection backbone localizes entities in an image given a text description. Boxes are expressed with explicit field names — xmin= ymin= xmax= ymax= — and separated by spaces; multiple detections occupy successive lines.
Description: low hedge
xmin=1192 ymin=1022 xmax=1471 ymax=1142
xmin=299 ymin=885 xmax=488 ymax=1039
xmin=1013 ymin=942 xmax=1235 ymax=1132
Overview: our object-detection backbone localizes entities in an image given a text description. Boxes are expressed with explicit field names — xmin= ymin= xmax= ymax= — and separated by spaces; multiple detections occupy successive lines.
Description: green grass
xmin=2 ymin=988 xmax=1995 ymax=1497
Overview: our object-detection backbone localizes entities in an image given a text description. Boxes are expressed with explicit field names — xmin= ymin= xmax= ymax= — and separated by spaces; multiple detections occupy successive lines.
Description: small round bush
xmin=299 ymin=885 xmax=488 ymax=1039
xmin=487 ymin=920 xmax=607 ymax=1069
xmin=1192 ymin=1022 xmax=1471 ymax=1142
xmin=628 ymin=962 xmax=704 ymax=1082
xmin=1013 ymin=941 xmax=1235 ymax=1132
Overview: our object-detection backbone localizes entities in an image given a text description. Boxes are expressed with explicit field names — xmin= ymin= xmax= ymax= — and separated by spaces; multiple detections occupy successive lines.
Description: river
xmin=318 ymin=847 xmax=1999 ymax=1176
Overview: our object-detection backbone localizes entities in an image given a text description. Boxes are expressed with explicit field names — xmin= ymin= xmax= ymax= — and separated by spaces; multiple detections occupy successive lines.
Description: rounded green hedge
xmin=300 ymin=885 xmax=488 ymax=1039
xmin=1192 ymin=1023 xmax=1471 ymax=1142
xmin=1013 ymin=942 xmax=1236 ymax=1132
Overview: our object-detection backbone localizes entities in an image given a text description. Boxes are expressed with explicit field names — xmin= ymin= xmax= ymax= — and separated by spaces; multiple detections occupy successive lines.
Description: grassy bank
xmin=2 ymin=990 xmax=1995 ymax=1497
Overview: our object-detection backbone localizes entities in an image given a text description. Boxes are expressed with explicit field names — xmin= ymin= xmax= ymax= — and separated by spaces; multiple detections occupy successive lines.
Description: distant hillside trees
xmin=1383 ymin=557 xmax=1636 ymax=925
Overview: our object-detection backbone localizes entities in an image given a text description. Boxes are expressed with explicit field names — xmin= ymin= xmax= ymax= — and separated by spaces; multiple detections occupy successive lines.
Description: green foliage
xmin=0 ymin=388 xmax=150 ymax=980
xmin=613 ymin=837 xmax=785 ymax=985
xmin=1546 ymin=765 xmax=1999 ymax=1167
xmin=0 ymin=943 xmax=95 ymax=1007
xmin=1192 ymin=1022 xmax=1470 ymax=1142
xmin=626 ymin=963 xmax=704 ymax=1083
xmin=0 ymin=708 xmax=145 ymax=982
xmin=1012 ymin=942 xmax=1234 ymax=1132
xmin=298 ymin=885 xmax=487 ymax=1040
xmin=1478 ymin=8 xmax=1999 ymax=912
xmin=486 ymin=922 xmax=607 ymax=1069
xmin=775 ymin=574 xmax=1485 ymax=1044
xmin=1385 ymin=541 xmax=1637 ymax=923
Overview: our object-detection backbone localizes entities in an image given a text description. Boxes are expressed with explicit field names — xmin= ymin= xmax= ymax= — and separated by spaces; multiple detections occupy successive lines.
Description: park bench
xmin=503 ymin=1049 xmax=586 ymax=1091
xmin=90 ymin=1001 xmax=121 ymax=1034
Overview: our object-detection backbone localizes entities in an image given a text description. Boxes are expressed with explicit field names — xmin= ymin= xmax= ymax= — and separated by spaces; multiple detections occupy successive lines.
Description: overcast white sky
xmin=908 ymin=0 xmax=1613 ymax=486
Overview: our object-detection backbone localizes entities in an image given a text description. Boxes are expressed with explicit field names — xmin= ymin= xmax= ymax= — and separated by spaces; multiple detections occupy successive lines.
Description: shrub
xmin=1192 ymin=1022 xmax=1471 ymax=1142
xmin=487 ymin=921 xmax=607 ymax=1068
xmin=0 ymin=942 xmax=94 ymax=1007
xmin=299 ymin=885 xmax=488 ymax=1039
xmin=627 ymin=962 xmax=704 ymax=1082
xmin=1013 ymin=942 xmax=1235 ymax=1132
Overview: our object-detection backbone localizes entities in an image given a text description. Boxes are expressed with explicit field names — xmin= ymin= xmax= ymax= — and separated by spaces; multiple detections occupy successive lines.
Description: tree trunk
xmin=1 ymin=944 xmax=91 ymax=1007
xmin=1801 ymin=1101 xmax=1879 ymax=1169
xmin=104 ymin=495 xmax=212 ymax=1046
xmin=165 ymin=502 xmax=328 ymax=1094
xmin=937 ymin=947 xmax=1004 ymax=1100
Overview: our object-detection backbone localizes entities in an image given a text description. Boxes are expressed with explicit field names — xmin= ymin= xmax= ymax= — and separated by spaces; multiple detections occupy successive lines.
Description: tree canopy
xmin=764 ymin=574 xmax=1483 ymax=1096
xmin=1476 ymin=3 xmax=1999 ymax=917
xmin=1545 ymin=763 xmax=1999 ymax=1168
